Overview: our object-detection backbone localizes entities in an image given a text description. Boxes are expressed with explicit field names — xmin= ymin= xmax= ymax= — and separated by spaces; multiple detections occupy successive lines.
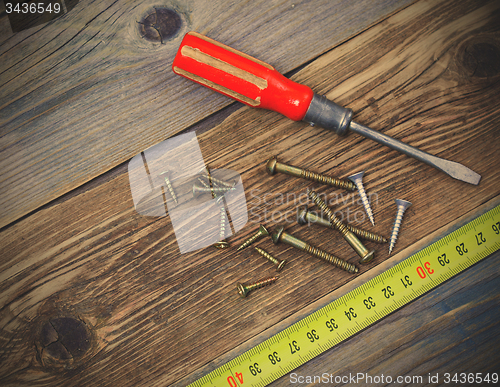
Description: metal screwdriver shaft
xmin=349 ymin=122 xmax=481 ymax=185
xmin=173 ymin=32 xmax=481 ymax=186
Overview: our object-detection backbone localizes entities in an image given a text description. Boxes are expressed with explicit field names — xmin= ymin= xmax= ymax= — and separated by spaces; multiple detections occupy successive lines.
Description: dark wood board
xmin=0 ymin=0 xmax=414 ymax=229
xmin=0 ymin=0 xmax=499 ymax=385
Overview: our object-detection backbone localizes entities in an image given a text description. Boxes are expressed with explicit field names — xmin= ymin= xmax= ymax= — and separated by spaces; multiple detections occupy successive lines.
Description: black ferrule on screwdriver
xmin=303 ymin=94 xmax=353 ymax=136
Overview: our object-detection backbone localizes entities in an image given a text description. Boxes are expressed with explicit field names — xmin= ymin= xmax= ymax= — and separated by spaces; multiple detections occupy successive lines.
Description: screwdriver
xmin=172 ymin=32 xmax=481 ymax=185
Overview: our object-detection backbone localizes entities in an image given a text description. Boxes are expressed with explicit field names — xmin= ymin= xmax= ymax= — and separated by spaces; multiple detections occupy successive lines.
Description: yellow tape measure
xmin=189 ymin=205 xmax=500 ymax=387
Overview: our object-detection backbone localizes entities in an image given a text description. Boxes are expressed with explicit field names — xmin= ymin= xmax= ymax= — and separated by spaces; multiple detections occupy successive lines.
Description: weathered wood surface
xmin=274 ymin=250 xmax=500 ymax=386
xmin=1 ymin=0 xmax=500 ymax=385
xmin=0 ymin=0 xmax=413 ymax=230
xmin=175 ymin=198 xmax=500 ymax=386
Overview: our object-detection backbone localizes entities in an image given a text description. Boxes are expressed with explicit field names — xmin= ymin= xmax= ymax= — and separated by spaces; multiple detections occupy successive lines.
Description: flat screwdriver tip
xmin=348 ymin=121 xmax=481 ymax=186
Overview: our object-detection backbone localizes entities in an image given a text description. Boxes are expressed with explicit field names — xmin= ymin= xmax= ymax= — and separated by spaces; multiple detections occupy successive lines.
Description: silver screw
xmin=348 ymin=171 xmax=374 ymax=226
xmin=389 ymin=199 xmax=412 ymax=255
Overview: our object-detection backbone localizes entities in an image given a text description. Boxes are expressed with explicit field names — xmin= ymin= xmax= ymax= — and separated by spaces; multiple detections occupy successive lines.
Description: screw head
xmin=237 ymin=283 xmax=248 ymax=298
xmin=359 ymin=249 xmax=376 ymax=264
xmin=266 ymin=157 xmax=278 ymax=175
xmin=348 ymin=171 xmax=364 ymax=183
xmin=276 ymin=259 xmax=287 ymax=272
xmin=214 ymin=241 xmax=229 ymax=249
xmin=258 ymin=225 xmax=269 ymax=236
xmin=395 ymin=199 xmax=412 ymax=211
xmin=271 ymin=226 xmax=284 ymax=244
xmin=297 ymin=206 xmax=308 ymax=225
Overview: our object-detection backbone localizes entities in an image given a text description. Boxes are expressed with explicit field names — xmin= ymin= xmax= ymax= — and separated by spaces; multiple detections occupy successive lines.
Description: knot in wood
xmin=138 ymin=8 xmax=182 ymax=44
xmin=39 ymin=317 xmax=91 ymax=364
xmin=461 ymin=41 xmax=500 ymax=78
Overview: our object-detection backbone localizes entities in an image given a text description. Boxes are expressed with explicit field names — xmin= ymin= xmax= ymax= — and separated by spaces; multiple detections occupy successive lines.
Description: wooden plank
xmin=173 ymin=196 xmax=500 ymax=386
xmin=0 ymin=0 xmax=413 ymax=229
xmin=272 ymin=251 xmax=500 ymax=386
xmin=1 ymin=0 xmax=499 ymax=385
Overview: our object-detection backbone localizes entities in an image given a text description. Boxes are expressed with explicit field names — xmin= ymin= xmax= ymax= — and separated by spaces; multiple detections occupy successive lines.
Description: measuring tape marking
xmin=190 ymin=205 xmax=500 ymax=387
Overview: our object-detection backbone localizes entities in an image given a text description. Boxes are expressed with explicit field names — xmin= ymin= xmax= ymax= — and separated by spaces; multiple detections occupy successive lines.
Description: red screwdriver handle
xmin=172 ymin=32 xmax=314 ymax=121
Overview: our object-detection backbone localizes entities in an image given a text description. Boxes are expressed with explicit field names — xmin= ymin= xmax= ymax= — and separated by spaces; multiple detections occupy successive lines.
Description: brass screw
xmin=271 ymin=226 xmax=358 ymax=274
xmin=237 ymin=225 xmax=269 ymax=251
xmin=348 ymin=171 xmax=375 ymax=226
xmin=237 ymin=276 xmax=279 ymax=298
xmin=198 ymin=173 xmax=235 ymax=189
xmin=197 ymin=177 xmax=210 ymax=188
xmin=254 ymin=247 xmax=287 ymax=272
xmin=198 ymin=166 xmax=235 ymax=190
xmin=192 ymin=182 xmax=235 ymax=198
xmin=266 ymin=156 xmax=355 ymax=191
xmin=214 ymin=241 xmax=230 ymax=249
xmin=159 ymin=171 xmax=178 ymax=204
xmin=307 ymin=189 xmax=375 ymax=264
xmin=389 ymin=199 xmax=412 ymax=255
xmin=297 ymin=206 xmax=387 ymax=244
xmin=214 ymin=197 xmax=230 ymax=249
xmin=199 ymin=166 xmax=216 ymax=198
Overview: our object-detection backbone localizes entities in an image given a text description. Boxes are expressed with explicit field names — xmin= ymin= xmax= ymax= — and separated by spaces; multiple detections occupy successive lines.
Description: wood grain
xmin=270 ymin=251 xmax=500 ymax=386
xmin=0 ymin=0 xmax=413 ymax=229
xmin=0 ymin=0 xmax=499 ymax=385
xmin=173 ymin=197 xmax=500 ymax=386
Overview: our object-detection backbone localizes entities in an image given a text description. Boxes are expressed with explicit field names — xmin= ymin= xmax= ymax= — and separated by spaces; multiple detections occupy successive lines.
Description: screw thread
xmin=164 ymin=178 xmax=178 ymax=204
xmin=255 ymin=247 xmax=286 ymax=271
xmin=308 ymin=190 xmax=349 ymax=235
xmin=300 ymin=169 xmax=355 ymax=190
xmin=255 ymin=247 xmax=278 ymax=264
xmin=346 ymin=225 xmax=387 ymax=243
xmin=247 ymin=276 xmax=279 ymax=292
xmin=219 ymin=205 xmax=226 ymax=240
xmin=238 ymin=231 xmax=263 ymax=251
xmin=354 ymin=181 xmax=374 ymax=225
xmin=199 ymin=173 xmax=234 ymax=188
xmin=211 ymin=176 xmax=234 ymax=188
xmin=389 ymin=211 xmax=405 ymax=254
xmin=214 ymin=202 xmax=230 ymax=249
xmin=197 ymin=177 xmax=211 ymax=189
xmin=303 ymin=244 xmax=358 ymax=273
xmin=199 ymin=186 xmax=235 ymax=193
xmin=197 ymin=177 xmax=215 ymax=199
xmin=308 ymin=189 xmax=374 ymax=263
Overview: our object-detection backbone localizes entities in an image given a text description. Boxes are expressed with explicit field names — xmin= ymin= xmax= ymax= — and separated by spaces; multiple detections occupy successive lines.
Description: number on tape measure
xmin=189 ymin=205 xmax=500 ymax=387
